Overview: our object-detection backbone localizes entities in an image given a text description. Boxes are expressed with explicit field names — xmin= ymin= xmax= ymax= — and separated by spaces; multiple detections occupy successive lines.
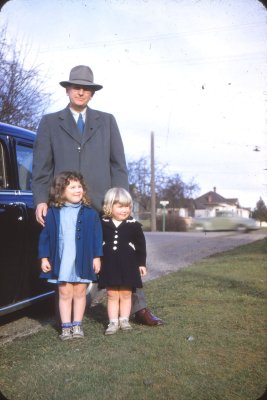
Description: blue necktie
xmin=77 ymin=113 xmax=84 ymax=133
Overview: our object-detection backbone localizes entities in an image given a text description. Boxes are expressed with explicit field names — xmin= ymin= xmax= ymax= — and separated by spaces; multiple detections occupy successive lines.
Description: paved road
xmin=144 ymin=230 xmax=267 ymax=281
xmin=0 ymin=230 xmax=266 ymax=345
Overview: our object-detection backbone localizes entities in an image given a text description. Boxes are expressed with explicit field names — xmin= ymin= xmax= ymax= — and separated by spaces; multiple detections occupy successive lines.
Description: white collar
xmin=112 ymin=219 xmax=122 ymax=227
xmin=69 ymin=107 xmax=86 ymax=122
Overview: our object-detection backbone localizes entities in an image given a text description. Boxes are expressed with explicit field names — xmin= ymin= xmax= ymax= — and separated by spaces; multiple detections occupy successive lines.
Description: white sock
xmin=119 ymin=317 xmax=129 ymax=322
xmin=110 ymin=319 xmax=119 ymax=325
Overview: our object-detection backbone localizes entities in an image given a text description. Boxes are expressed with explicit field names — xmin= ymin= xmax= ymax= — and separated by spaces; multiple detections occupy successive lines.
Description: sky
xmin=1 ymin=0 xmax=267 ymax=208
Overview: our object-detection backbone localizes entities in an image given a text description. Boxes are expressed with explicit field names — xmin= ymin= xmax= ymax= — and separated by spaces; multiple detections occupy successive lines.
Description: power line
xmin=36 ymin=20 xmax=267 ymax=53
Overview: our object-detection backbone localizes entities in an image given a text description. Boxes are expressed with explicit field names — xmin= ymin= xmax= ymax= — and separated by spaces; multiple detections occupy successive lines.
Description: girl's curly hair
xmin=48 ymin=171 xmax=91 ymax=207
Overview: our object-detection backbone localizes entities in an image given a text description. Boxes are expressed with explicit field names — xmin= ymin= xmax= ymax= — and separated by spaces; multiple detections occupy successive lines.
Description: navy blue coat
xmin=38 ymin=205 xmax=103 ymax=281
xmin=98 ymin=217 xmax=146 ymax=290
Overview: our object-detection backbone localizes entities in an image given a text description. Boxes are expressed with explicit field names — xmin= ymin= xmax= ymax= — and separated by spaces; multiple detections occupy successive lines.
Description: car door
xmin=0 ymin=137 xmax=29 ymax=308
xmin=0 ymin=134 xmax=44 ymax=310
xmin=14 ymin=139 xmax=44 ymax=299
xmin=212 ymin=213 xmax=234 ymax=231
xmin=212 ymin=214 xmax=227 ymax=230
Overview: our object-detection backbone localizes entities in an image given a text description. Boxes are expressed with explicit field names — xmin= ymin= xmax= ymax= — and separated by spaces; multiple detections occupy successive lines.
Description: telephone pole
xmin=150 ymin=131 xmax=156 ymax=231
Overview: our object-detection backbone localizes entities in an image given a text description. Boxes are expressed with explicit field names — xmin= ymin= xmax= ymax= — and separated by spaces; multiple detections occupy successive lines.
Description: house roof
xmin=194 ymin=190 xmax=239 ymax=209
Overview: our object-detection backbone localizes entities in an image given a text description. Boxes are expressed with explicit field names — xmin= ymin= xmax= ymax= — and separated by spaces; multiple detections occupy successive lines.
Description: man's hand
xmin=93 ymin=257 xmax=101 ymax=274
xmin=139 ymin=266 xmax=147 ymax=277
xmin=36 ymin=203 xmax=48 ymax=226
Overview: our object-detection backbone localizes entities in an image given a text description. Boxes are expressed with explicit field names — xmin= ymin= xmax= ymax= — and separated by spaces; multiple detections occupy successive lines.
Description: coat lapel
xmin=102 ymin=217 xmax=128 ymax=231
xmin=57 ymin=107 xmax=101 ymax=145
xmin=51 ymin=207 xmax=60 ymax=230
xmin=102 ymin=217 xmax=114 ymax=229
xmin=58 ymin=107 xmax=82 ymax=144
xmin=82 ymin=107 xmax=101 ymax=145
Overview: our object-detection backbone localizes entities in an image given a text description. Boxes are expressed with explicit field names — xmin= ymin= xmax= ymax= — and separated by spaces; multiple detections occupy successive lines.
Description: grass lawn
xmin=1 ymin=239 xmax=266 ymax=400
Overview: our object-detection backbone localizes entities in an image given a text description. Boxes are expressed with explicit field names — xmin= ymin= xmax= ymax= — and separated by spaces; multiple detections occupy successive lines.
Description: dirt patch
xmin=0 ymin=316 xmax=49 ymax=345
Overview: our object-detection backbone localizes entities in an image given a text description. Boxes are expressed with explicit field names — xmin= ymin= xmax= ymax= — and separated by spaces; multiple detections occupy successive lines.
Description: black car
xmin=0 ymin=122 xmax=54 ymax=316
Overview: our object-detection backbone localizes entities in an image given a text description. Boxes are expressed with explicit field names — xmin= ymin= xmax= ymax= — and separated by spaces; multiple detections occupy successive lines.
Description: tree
xmin=128 ymin=156 xmax=167 ymax=211
xmin=252 ymin=197 xmax=267 ymax=225
xmin=0 ymin=26 xmax=51 ymax=130
xmin=127 ymin=156 xmax=200 ymax=212
xmin=158 ymin=173 xmax=200 ymax=209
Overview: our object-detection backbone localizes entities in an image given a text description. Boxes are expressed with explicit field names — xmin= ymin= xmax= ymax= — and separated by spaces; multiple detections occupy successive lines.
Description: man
xmin=32 ymin=65 xmax=163 ymax=326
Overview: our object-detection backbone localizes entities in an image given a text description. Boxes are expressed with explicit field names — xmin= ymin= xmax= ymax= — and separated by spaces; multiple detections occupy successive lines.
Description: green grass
xmin=1 ymin=239 xmax=266 ymax=400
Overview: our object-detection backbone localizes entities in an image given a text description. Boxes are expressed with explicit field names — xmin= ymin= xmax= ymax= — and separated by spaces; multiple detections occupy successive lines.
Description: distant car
xmin=191 ymin=211 xmax=260 ymax=233
xmin=0 ymin=122 xmax=55 ymax=317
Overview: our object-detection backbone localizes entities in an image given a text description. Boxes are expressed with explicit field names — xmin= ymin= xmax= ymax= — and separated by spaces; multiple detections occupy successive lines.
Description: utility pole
xmin=150 ymin=131 xmax=156 ymax=231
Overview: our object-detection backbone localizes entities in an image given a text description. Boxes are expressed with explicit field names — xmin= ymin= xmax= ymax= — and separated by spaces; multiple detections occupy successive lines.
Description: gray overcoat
xmin=32 ymin=106 xmax=129 ymax=211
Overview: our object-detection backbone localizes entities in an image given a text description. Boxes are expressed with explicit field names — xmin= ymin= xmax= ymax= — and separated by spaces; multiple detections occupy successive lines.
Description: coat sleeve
xmin=93 ymin=212 xmax=104 ymax=257
xmin=109 ymin=114 xmax=129 ymax=190
xmin=38 ymin=211 xmax=52 ymax=259
xmin=32 ymin=115 xmax=54 ymax=206
xmin=133 ymin=223 xmax=147 ymax=267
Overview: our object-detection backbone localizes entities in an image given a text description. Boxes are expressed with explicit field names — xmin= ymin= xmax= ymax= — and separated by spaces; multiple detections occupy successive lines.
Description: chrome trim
xmin=0 ymin=291 xmax=55 ymax=316
xmin=0 ymin=191 xmax=32 ymax=195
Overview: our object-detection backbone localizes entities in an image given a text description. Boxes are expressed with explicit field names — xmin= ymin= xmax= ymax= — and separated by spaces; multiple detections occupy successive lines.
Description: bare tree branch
xmin=128 ymin=156 xmax=200 ymax=211
xmin=0 ymin=26 xmax=51 ymax=130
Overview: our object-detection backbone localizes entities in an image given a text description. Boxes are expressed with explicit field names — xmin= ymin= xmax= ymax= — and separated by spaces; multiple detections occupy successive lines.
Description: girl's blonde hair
xmin=48 ymin=171 xmax=91 ymax=207
xmin=103 ymin=187 xmax=133 ymax=217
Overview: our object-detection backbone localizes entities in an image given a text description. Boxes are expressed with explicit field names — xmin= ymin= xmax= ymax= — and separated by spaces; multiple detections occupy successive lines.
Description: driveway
xmin=0 ymin=230 xmax=266 ymax=345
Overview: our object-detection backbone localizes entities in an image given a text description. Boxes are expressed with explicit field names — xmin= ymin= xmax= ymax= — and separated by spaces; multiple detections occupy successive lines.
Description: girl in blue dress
xmin=38 ymin=171 xmax=103 ymax=340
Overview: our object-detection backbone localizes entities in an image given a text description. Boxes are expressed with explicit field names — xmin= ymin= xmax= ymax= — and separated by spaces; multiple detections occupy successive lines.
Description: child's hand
xmin=41 ymin=258 xmax=51 ymax=273
xmin=93 ymin=257 xmax=101 ymax=274
xmin=139 ymin=266 xmax=147 ymax=277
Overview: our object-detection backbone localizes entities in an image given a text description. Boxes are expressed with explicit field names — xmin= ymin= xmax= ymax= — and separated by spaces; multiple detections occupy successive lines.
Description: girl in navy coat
xmin=38 ymin=171 xmax=102 ymax=340
xmin=98 ymin=188 xmax=147 ymax=335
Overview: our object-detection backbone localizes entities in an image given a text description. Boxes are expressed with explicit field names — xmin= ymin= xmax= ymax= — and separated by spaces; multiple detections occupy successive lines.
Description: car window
xmin=16 ymin=144 xmax=33 ymax=191
xmin=0 ymin=142 xmax=7 ymax=189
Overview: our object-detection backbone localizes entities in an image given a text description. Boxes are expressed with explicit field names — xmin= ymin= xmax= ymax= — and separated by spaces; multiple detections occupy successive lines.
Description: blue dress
xmin=48 ymin=203 xmax=90 ymax=284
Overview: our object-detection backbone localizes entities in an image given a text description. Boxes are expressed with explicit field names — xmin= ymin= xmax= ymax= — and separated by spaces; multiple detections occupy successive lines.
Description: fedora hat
xmin=60 ymin=65 xmax=103 ymax=91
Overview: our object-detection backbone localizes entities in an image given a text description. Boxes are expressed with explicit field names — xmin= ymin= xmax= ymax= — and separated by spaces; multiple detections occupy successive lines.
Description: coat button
xmin=113 ymin=240 xmax=118 ymax=244
xmin=114 ymin=235 xmax=118 ymax=238
xmin=113 ymin=246 xmax=117 ymax=250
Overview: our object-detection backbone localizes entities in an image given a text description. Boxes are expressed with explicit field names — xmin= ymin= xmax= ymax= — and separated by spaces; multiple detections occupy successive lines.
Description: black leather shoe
xmin=135 ymin=308 xmax=164 ymax=326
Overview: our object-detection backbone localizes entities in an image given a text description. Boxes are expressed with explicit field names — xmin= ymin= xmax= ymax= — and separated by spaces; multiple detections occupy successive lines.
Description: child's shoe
xmin=105 ymin=322 xmax=119 ymax=335
xmin=119 ymin=318 xmax=133 ymax=332
xmin=72 ymin=323 xmax=84 ymax=339
xmin=59 ymin=327 xmax=73 ymax=341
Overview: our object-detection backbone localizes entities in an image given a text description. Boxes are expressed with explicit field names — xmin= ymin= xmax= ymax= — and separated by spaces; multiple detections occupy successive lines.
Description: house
xmin=193 ymin=187 xmax=250 ymax=218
